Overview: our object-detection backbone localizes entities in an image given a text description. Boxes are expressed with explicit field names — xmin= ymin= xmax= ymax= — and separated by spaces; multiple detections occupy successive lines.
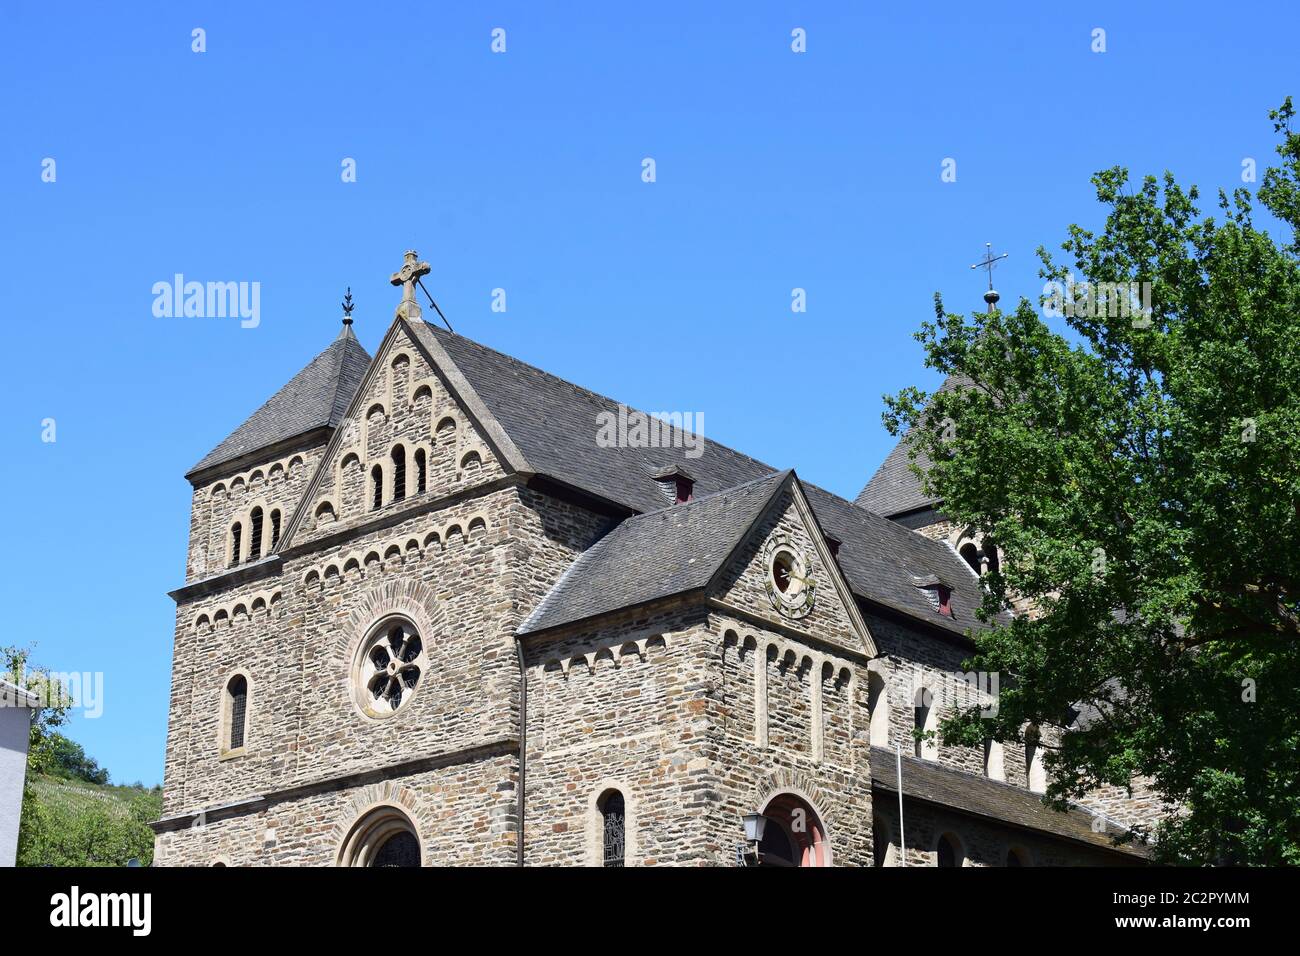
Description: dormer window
xmin=912 ymin=575 xmax=953 ymax=617
xmin=650 ymin=465 xmax=695 ymax=505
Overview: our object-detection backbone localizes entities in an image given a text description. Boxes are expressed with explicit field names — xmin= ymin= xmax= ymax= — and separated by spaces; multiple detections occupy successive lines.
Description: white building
xmin=0 ymin=680 xmax=39 ymax=867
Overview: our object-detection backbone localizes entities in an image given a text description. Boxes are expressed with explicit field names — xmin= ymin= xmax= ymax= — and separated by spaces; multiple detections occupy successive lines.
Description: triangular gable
xmin=708 ymin=473 xmax=876 ymax=659
xmin=278 ymin=317 xmax=530 ymax=552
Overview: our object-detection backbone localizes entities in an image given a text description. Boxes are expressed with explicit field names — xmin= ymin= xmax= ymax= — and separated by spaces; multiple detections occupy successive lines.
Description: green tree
xmin=4 ymin=645 xmax=157 ymax=866
xmin=884 ymin=99 xmax=1300 ymax=865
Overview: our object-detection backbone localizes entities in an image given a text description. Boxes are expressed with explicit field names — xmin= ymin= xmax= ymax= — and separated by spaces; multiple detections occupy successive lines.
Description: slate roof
xmin=412 ymin=325 xmax=993 ymax=638
xmin=519 ymin=472 xmax=789 ymax=634
xmin=869 ymin=747 xmax=1148 ymax=859
xmin=854 ymin=432 xmax=940 ymax=517
xmin=188 ymin=326 xmax=372 ymax=478
xmin=854 ymin=374 xmax=971 ymax=517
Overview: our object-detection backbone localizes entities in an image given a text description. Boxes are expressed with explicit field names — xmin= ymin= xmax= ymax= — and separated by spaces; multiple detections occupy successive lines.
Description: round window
xmin=772 ymin=549 xmax=801 ymax=595
xmin=762 ymin=536 xmax=816 ymax=619
xmin=353 ymin=617 xmax=427 ymax=718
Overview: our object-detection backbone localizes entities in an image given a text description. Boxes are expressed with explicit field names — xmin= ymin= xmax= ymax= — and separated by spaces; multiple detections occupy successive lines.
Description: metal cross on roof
xmin=390 ymin=249 xmax=432 ymax=320
xmin=970 ymin=242 xmax=1008 ymax=312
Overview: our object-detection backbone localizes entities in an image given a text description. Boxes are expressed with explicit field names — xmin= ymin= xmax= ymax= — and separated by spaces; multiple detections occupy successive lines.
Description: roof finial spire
xmin=341 ymin=287 xmax=354 ymax=326
xmin=390 ymin=249 xmax=432 ymax=322
xmin=970 ymin=242 xmax=1008 ymax=313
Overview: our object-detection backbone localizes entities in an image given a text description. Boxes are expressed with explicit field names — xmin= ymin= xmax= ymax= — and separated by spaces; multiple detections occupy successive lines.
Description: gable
xmin=286 ymin=322 xmax=508 ymax=548
xmin=710 ymin=481 xmax=874 ymax=659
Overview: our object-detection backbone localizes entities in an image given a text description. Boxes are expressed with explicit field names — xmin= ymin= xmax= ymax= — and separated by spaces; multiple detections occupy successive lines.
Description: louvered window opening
xmin=229 ymin=523 xmax=242 ymax=567
xmin=249 ymin=508 xmax=263 ymax=561
xmin=415 ymin=450 xmax=427 ymax=494
xmin=392 ymin=448 xmax=406 ymax=501
xmin=372 ymin=466 xmax=383 ymax=510
xmin=270 ymin=510 xmax=281 ymax=549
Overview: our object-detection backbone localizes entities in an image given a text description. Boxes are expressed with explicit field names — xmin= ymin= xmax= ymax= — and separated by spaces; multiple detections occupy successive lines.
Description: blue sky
xmin=0 ymin=1 xmax=1295 ymax=785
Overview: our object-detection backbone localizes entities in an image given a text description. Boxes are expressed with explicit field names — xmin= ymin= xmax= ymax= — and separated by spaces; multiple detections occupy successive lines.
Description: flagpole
xmin=897 ymin=740 xmax=906 ymax=866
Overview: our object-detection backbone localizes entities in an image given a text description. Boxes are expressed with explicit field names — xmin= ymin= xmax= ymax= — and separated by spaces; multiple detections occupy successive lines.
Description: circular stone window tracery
xmin=352 ymin=617 xmax=428 ymax=718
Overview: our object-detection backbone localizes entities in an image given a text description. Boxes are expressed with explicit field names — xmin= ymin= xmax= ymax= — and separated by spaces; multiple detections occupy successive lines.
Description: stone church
xmin=152 ymin=251 xmax=1155 ymax=866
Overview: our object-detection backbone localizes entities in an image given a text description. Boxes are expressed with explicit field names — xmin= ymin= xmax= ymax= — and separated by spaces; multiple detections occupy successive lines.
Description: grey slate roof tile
xmin=188 ymin=326 xmax=371 ymax=478
xmin=413 ymin=325 xmax=993 ymax=637
xmin=869 ymin=747 xmax=1147 ymax=858
xmin=519 ymin=472 xmax=788 ymax=634
xmin=854 ymin=374 xmax=971 ymax=517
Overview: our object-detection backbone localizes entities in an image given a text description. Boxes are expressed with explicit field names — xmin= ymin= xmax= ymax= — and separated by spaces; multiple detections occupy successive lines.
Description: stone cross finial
xmin=390 ymin=249 xmax=432 ymax=321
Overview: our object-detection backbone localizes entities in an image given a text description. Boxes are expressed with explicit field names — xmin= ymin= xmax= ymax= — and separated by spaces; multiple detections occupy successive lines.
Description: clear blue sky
xmin=1 ymin=1 xmax=1294 ymax=786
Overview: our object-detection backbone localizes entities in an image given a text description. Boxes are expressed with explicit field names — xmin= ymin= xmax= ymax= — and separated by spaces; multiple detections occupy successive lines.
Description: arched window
xmin=1026 ymin=727 xmax=1047 ymax=793
xmin=986 ymin=545 xmax=1000 ymax=575
xmin=873 ymin=823 xmax=895 ymax=867
xmin=270 ymin=509 xmax=281 ymax=550
xmin=229 ymin=522 xmax=242 ymax=567
xmin=959 ymin=542 xmax=981 ymax=574
xmin=599 ymin=790 xmax=626 ymax=867
xmin=225 ymin=675 xmax=247 ymax=751
xmin=985 ymin=738 xmax=1006 ymax=781
xmin=868 ymin=671 xmax=890 ymax=746
xmin=371 ymin=465 xmax=383 ymax=511
xmin=391 ymin=447 xmax=406 ymax=502
xmin=914 ymin=686 xmax=938 ymax=759
xmin=936 ymin=832 xmax=963 ymax=867
xmin=248 ymin=507 xmax=263 ymax=561
xmin=414 ymin=448 xmax=427 ymax=495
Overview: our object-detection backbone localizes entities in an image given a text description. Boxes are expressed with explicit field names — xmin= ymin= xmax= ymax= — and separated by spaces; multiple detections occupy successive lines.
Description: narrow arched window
xmin=936 ymin=833 xmax=962 ymax=867
xmin=600 ymin=790 xmax=626 ymax=867
xmin=959 ymin=542 xmax=980 ymax=574
xmin=226 ymin=675 xmax=247 ymax=751
xmin=248 ymin=507 xmax=263 ymax=561
xmin=913 ymin=687 xmax=938 ymax=759
xmin=868 ymin=671 xmax=890 ymax=746
xmin=392 ymin=447 xmax=406 ymax=502
xmin=270 ymin=509 xmax=281 ymax=550
xmin=371 ymin=465 xmax=383 ymax=511
xmin=229 ymin=522 xmax=242 ymax=567
xmin=873 ymin=825 xmax=891 ymax=868
xmin=414 ymin=449 xmax=427 ymax=494
xmin=1026 ymin=727 xmax=1047 ymax=793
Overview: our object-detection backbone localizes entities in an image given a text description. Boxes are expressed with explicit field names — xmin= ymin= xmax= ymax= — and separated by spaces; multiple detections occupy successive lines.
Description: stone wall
xmin=155 ymin=753 xmax=517 ymax=866
xmin=872 ymin=798 xmax=1140 ymax=867
xmin=520 ymin=604 xmax=875 ymax=867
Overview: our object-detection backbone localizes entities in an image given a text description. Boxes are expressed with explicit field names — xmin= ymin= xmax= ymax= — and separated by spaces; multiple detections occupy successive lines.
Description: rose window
xmin=354 ymin=619 xmax=427 ymax=717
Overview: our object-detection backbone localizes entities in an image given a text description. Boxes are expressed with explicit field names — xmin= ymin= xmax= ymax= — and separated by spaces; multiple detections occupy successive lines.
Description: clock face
xmin=764 ymin=535 xmax=815 ymax=619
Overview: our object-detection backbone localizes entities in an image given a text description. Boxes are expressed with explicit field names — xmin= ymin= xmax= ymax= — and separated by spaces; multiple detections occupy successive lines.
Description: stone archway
xmin=336 ymin=802 xmax=423 ymax=867
xmin=759 ymin=791 xmax=831 ymax=867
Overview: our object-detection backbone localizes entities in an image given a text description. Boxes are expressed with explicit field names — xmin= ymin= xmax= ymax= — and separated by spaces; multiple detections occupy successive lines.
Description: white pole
xmin=896 ymin=740 xmax=906 ymax=866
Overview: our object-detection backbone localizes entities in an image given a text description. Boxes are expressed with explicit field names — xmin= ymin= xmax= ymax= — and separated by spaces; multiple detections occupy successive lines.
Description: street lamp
xmin=738 ymin=812 xmax=769 ymax=866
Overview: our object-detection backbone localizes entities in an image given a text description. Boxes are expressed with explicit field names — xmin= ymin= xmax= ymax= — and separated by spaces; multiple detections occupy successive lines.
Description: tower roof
xmin=854 ymin=373 xmax=971 ymax=517
xmin=186 ymin=325 xmax=371 ymax=480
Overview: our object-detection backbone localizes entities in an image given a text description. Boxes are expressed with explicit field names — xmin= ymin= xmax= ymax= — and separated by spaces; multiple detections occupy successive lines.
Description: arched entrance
xmin=337 ymin=805 xmax=423 ymax=867
xmin=758 ymin=792 xmax=830 ymax=867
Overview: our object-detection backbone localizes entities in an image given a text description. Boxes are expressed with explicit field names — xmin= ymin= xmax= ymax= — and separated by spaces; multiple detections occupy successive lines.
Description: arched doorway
xmin=758 ymin=792 xmax=830 ymax=867
xmin=337 ymin=805 xmax=423 ymax=867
